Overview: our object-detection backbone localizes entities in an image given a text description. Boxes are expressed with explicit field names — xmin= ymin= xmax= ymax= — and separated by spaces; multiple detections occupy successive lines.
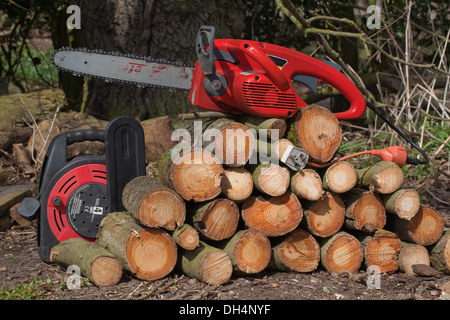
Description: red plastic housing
xmin=189 ymin=39 xmax=366 ymax=119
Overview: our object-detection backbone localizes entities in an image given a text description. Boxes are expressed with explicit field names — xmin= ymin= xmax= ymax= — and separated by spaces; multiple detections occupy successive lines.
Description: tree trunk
xmin=50 ymin=238 xmax=123 ymax=287
xmin=202 ymin=118 xmax=254 ymax=167
xmin=343 ymin=189 xmax=386 ymax=233
xmin=322 ymin=161 xmax=357 ymax=193
xmin=398 ymin=242 xmax=430 ymax=275
xmin=172 ymin=224 xmax=199 ymax=250
xmin=220 ymin=167 xmax=253 ymax=202
xmin=77 ymin=0 xmax=246 ymax=121
xmin=382 ymin=189 xmax=421 ymax=220
xmin=179 ymin=241 xmax=233 ymax=285
xmin=122 ymin=175 xmax=186 ymax=230
xmin=359 ymin=230 xmax=402 ymax=274
xmin=290 ymin=169 xmax=324 ymax=201
xmin=287 ymin=104 xmax=342 ymax=163
xmin=429 ymin=230 xmax=450 ymax=273
xmin=301 ymin=191 xmax=345 ymax=238
xmin=356 ymin=161 xmax=404 ymax=194
xmin=319 ymin=231 xmax=364 ymax=273
xmin=191 ymin=198 xmax=240 ymax=241
xmin=241 ymin=191 xmax=303 ymax=237
xmin=218 ymin=229 xmax=271 ymax=274
xmin=387 ymin=205 xmax=444 ymax=246
xmin=96 ymin=212 xmax=177 ymax=280
xmin=269 ymin=229 xmax=320 ymax=273
xmin=158 ymin=148 xmax=223 ymax=202
xmin=249 ymin=162 xmax=290 ymax=196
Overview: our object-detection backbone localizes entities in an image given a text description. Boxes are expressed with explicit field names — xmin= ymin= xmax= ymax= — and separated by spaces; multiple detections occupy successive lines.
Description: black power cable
xmin=365 ymin=100 xmax=429 ymax=165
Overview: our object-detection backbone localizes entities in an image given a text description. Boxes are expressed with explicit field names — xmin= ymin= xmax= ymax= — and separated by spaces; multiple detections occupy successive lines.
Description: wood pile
xmin=50 ymin=104 xmax=449 ymax=287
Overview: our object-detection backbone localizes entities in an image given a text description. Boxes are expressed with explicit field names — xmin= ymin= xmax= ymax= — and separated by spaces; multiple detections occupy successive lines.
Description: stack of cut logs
xmin=49 ymin=104 xmax=449 ymax=287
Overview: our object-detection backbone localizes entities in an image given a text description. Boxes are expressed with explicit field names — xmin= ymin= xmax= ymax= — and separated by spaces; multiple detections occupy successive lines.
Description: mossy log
xmin=172 ymin=224 xmax=199 ymax=250
xmin=179 ymin=241 xmax=233 ymax=285
xmin=429 ymin=230 xmax=450 ymax=273
xmin=356 ymin=161 xmax=404 ymax=194
xmin=50 ymin=238 xmax=122 ymax=287
xmin=96 ymin=212 xmax=177 ymax=280
xmin=382 ymin=189 xmax=421 ymax=220
xmin=122 ymin=175 xmax=186 ymax=230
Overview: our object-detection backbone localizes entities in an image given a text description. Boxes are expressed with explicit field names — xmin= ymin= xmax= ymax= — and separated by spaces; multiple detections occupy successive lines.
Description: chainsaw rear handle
xmin=223 ymin=39 xmax=366 ymax=120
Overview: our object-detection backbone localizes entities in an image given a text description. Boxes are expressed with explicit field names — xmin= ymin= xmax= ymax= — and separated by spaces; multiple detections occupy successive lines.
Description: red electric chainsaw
xmin=51 ymin=25 xmax=428 ymax=168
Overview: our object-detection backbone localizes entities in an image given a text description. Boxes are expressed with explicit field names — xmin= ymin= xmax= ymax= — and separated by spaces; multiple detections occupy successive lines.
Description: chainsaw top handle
xmin=221 ymin=39 xmax=367 ymax=120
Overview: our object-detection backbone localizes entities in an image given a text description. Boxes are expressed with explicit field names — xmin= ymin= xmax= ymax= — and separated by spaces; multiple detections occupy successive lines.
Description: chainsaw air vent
xmin=242 ymin=82 xmax=297 ymax=110
xmin=216 ymin=100 xmax=241 ymax=113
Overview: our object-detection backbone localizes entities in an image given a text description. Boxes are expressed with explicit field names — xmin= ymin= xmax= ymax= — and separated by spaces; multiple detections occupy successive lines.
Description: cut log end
xmin=221 ymin=167 xmax=253 ymax=202
xmin=194 ymin=199 xmax=240 ymax=241
xmin=173 ymin=224 xmax=200 ymax=250
xmin=275 ymin=229 xmax=320 ymax=273
xmin=323 ymin=161 xmax=357 ymax=193
xmin=407 ymin=205 xmax=444 ymax=246
xmin=291 ymin=169 xmax=324 ymax=201
xmin=137 ymin=188 xmax=186 ymax=230
xmin=242 ymin=191 xmax=303 ymax=237
xmin=254 ymin=163 xmax=290 ymax=196
xmin=293 ymin=104 xmax=342 ymax=163
xmin=90 ymin=256 xmax=123 ymax=287
xmin=200 ymin=250 xmax=233 ymax=285
xmin=126 ymin=228 xmax=177 ymax=281
xmin=358 ymin=161 xmax=404 ymax=194
xmin=346 ymin=191 xmax=386 ymax=233
xmin=231 ymin=229 xmax=271 ymax=274
xmin=321 ymin=232 xmax=363 ymax=273
xmin=383 ymin=189 xmax=421 ymax=220
xmin=303 ymin=191 xmax=345 ymax=238
xmin=363 ymin=230 xmax=402 ymax=274
xmin=172 ymin=149 xmax=223 ymax=202
xmin=430 ymin=231 xmax=450 ymax=273
xmin=398 ymin=243 xmax=430 ymax=275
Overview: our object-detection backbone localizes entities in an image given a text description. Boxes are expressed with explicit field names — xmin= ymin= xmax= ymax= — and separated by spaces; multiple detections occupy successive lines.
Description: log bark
xmin=290 ymin=169 xmax=324 ymax=201
xmin=241 ymin=115 xmax=287 ymax=140
xmin=202 ymin=118 xmax=254 ymax=167
xmin=96 ymin=212 xmax=177 ymax=280
xmin=288 ymin=104 xmax=342 ymax=163
xmin=356 ymin=161 xmax=404 ymax=194
xmin=179 ymin=241 xmax=233 ymax=285
xmin=387 ymin=205 xmax=444 ymax=246
xmin=158 ymin=148 xmax=223 ymax=202
xmin=140 ymin=116 xmax=177 ymax=162
xmin=269 ymin=229 xmax=320 ymax=273
xmin=191 ymin=198 xmax=240 ymax=241
xmin=319 ymin=231 xmax=364 ymax=273
xmin=429 ymin=230 xmax=450 ymax=273
xmin=301 ymin=191 xmax=345 ymax=238
xmin=219 ymin=228 xmax=271 ymax=274
xmin=322 ymin=161 xmax=357 ymax=193
xmin=343 ymin=189 xmax=386 ymax=233
xmin=50 ymin=238 xmax=122 ymax=287
xmin=220 ymin=167 xmax=253 ymax=202
xmin=398 ymin=242 xmax=430 ymax=275
xmin=359 ymin=230 xmax=402 ymax=274
xmin=382 ymin=189 xmax=420 ymax=220
xmin=241 ymin=191 xmax=303 ymax=237
xmin=122 ymin=175 xmax=186 ymax=230
xmin=172 ymin=224 xmax=199 ymax=250
xmin=249 ymin=162 xmax=290 ymax=196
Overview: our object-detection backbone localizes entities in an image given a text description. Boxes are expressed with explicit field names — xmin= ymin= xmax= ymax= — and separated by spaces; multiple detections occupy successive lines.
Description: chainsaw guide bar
xmin=51 ymin=47 xmax=194 ymax=92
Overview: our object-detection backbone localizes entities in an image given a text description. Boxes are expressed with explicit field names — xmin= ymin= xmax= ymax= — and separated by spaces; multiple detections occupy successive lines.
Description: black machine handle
xmin=196 ymin=25 xmax=216 ymax=76
xmin=66 ymin=129 xmax=105 ymax=145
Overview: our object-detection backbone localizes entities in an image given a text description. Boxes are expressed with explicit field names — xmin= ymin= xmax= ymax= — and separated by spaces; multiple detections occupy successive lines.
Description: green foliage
xmin=1 ymin=278 xmax=46 ymax=300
